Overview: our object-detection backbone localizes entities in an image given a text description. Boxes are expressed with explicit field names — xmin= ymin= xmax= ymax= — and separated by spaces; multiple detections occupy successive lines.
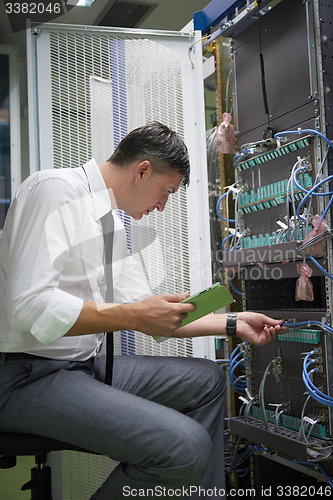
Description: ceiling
xmin=0 ymin=0 xmax=210 ymax=58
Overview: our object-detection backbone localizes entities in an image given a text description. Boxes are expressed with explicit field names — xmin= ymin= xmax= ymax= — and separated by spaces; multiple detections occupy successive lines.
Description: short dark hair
xmin=108 ymin=122 xmax=190 ymax=186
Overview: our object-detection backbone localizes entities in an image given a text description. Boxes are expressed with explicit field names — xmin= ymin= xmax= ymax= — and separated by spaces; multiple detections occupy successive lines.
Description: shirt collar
xmin=82 ymin=159 xmax=112 ymax=221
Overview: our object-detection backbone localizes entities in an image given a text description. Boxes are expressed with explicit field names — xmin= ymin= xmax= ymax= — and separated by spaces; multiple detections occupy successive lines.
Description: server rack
xmin=215 ymin=0 xmax=333 ymax=493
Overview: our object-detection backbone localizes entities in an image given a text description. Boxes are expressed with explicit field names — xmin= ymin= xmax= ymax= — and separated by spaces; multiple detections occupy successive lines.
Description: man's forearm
xmin=65 ymin=292 xmax=196 ymax=338
xmin=65 ymin=301 xmax=136 ymax=336
xmin=67 ymin=307 xmax=228 ymax=339
xmin=175 ymin=314 xmax=228 ymax=338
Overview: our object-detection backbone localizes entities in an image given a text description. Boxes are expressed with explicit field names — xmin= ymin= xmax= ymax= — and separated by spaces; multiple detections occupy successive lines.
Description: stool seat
xmin=0 ymin=432 xmax=97 ymax=499
xmin=0 ymin=432 xmax=92 ymax=456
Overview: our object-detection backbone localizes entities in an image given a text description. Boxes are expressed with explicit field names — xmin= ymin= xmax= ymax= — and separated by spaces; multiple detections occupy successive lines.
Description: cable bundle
xmin=286 ymin=321 xmax=333 ymax=335
xmin=302 ymin=350 xmax=333 ymax=407
xmin=229 ymin=343 xmax=247 ymax=394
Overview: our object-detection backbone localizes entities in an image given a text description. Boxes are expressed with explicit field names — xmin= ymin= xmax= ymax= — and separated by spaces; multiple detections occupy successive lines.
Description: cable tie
xmin=303 ymin=416 xmax=316 ymax=425
xmin=321 ymin=317 xmax=326 ymax=330
xmin=307 ymin=321 xmax=311 ymax=328
xmin=238 ymin=396 xmax=248 ymax=404
xmin=245 ymin=388 xmax=252 ymax=400
xmin=298 ymin=127 xmax=302 ymax=134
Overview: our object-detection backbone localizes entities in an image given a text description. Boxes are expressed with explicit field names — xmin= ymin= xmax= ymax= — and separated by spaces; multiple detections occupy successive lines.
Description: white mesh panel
xmin=90 ymin=76 xmax=114 ymax=165
xmin=45 ymin=28 xmax=197 ymax=499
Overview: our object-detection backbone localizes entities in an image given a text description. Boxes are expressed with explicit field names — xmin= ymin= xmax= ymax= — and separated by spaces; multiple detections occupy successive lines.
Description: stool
xmin=0 ymin=432 xmax=96 ymax=499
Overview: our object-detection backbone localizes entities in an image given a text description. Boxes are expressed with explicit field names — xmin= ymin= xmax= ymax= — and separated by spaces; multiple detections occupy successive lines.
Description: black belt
xmin=0 ymin=352 xmax=49 ymax=365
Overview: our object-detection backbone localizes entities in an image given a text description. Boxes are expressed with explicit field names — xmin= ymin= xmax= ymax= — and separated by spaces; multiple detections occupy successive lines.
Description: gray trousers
xmin=0 ymin=354 xmax=226 ymax=499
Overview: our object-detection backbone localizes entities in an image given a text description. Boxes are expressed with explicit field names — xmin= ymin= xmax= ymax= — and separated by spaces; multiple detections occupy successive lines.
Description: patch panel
xmin=277 ymin=329 xmax=321 ymax=344
xmin=238 ymin=137 xmax=311 ymax=171
xmin=230 ymin=415 xmax=329 ymax=462
xmin=240 ymin=225 xmax=313 ymax=249
xmin=238 ymin=174 xmax=312 ymax=214
xmin=249 ymin=406 xmax=326 ymax=438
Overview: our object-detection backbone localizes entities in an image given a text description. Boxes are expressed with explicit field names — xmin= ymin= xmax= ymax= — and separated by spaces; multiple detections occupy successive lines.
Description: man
xmin=0 ymin=122 xmax=286 ymax=499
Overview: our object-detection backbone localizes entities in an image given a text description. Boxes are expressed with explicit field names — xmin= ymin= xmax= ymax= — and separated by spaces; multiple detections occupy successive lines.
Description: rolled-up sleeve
xmin=30 ymin=288 xmax=83 ymax=345
xmin=7 ymin=177 xmax=85 ymax=345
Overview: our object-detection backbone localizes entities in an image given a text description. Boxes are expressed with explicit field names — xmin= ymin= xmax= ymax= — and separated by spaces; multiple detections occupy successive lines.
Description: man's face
xmin=128 ymin=170 xmax=184 ymax=220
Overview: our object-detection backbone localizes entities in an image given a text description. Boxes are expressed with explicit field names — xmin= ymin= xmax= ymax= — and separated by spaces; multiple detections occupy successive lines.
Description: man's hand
xmin=236 ymin=312 xmax=288 ymax=346
xmin=133 ymin=292 xmax=196 ymax=337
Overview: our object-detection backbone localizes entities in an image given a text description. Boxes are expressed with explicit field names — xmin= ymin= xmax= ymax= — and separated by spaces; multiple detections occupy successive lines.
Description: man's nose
xmin=156 ymin=193 xmax=169 ymax=212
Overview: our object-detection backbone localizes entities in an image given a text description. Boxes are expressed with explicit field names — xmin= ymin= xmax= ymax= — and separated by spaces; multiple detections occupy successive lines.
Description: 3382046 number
xmin=277 ymin=485 xmax=332 ymax=496
xmin=5 ymin=3 xmax=61 ymax=14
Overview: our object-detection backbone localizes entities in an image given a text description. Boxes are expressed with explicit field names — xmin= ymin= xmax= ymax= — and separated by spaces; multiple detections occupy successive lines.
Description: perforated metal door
xmin=27 ymin=23 xmax=212 ymax=499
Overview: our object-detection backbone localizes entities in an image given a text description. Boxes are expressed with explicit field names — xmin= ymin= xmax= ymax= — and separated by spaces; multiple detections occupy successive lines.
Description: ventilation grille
xmin=98 ymin=1 xmax=156 ymax=28
xmin=49 ymin=31 xmax=191 ymax=354
xmin=48 ymin=30 xmax=192 ymax=498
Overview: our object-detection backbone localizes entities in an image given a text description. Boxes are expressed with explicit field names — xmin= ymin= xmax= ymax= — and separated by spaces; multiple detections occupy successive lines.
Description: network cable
xmin=216 ymin=183 xmax=243 ymax=253
xmin=229 ymin=270 xmax=242 ymax=296
xmin=224 ymin=433 xmax=251 ymax=490
xmin=229 ymin=343 xmax=247 ymax=394
xmin=274 ymin=129 xmax=333 ymax=238
xmin=292 ymin=460 xmax=333 ymax=490
xmin=286 ymin=321 xmax=333 ymax=335
xmin=258 ymin=359 xmax=275 ymax=429
xmin=225 ymin=68 xmax=232 ymax=114
xmin=274 ymin=128 xmax=333 ymax=152
xmin=302 ymin=350 xmax=333 ymax=407
xmin=297 ymin=228 xmax=332 ymax=253
xmin=298 ymin=394 xmax=311 ymax=442
xmin=306 ymin=255 xmax=333 ymax=282
xmin=216 ymin=188 xmax=236 ymax=223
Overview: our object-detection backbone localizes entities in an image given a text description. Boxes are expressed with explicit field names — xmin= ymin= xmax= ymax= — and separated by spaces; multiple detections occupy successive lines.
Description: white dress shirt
xmin=0 ymin=159 xmax=152 ymax=360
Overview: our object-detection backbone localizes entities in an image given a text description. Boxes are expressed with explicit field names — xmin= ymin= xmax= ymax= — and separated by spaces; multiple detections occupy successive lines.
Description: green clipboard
xmin=178 ymin=282 xmax=234 ymax=328
xmin=153 ymin=283 xmax=234 ymax=341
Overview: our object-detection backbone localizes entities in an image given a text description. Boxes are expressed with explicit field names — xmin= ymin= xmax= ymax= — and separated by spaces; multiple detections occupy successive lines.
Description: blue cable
xmin=230 ymin=360 xmax=246 ymax=387
xmin=296 ymin=174 xmax=333 ymax=221
xmin=274 ymin=128 xmax=333 ymax=151
xmin=229 ymin=345 xmax=247 ymax=376
xmin=229 ymin=353 xmax=244 ymax=380
xmin=216 ymin=191 xmax=235 ymax=223
xmin=303 ymin=368 xmax=333 ymax=406
xmin=302 ymin=351 xmax=333 ymax=406
xmin=323 ymin=194 xmax=333 ymax=218
xmin=303 ymin=356 xmax=329 ymax=402
xmin=274 ymin=128 xmax=333 ymax=221
xmin=223 ymin=236 xmax=241 ymax=251
xmin=285 ymin=320 xmax=333 ymax=334
xmin=230 ymin=379 xmax=246 ymax=391
xmin=234 ymin=153 xmax=243 ymax=163
xmin=296 ymin=173 xmax=333 ymax=197
xmin=223 ymin=235 xmax=241 ymax=251
xmin=229 ymin=373 xmax=246 ymax=392
xmin=293 ymin=166 xmax=307 ymax=194
xmin=229 ymin=346 xmax=246 ymax=392
xmin=229 ymin=270 xmax=243 ymax=296
xmin=293 ymin=167 xmax=333 ymax=196
xmin=307 ymin=255 xmax=333 ymax=281
xmin=229 ymin=344 xmax=241 ymax=364
xmin=293 ymin=460 xmax=333 ymax=489
xmin=244 ymin=148 xmax=257 ymax=155
xmin=222 ymin=235 xmax=231 ymax=251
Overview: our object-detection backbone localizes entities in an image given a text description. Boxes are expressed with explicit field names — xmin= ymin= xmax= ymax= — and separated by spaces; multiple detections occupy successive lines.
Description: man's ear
xmin=134 ymin=160 xmax=152 ymax=182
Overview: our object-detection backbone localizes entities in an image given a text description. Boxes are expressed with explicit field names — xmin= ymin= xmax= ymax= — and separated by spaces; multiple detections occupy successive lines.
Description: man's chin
xmin=131 ymin=213 xmax=144 ymax=220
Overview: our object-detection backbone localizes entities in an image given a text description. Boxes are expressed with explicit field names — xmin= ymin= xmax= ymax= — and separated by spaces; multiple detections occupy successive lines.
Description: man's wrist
xmin=226 ymin=312 xmax=237 ymax=337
